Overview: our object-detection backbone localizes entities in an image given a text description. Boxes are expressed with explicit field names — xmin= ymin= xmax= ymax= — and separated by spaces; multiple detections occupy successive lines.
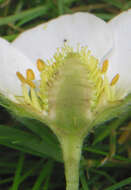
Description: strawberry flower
xmin=0 ymin=11 xmax=131 ymax=190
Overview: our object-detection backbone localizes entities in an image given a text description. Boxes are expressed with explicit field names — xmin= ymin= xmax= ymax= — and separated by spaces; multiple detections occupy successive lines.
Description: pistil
xmin=16 ymin=44 xmax=121 ymax=114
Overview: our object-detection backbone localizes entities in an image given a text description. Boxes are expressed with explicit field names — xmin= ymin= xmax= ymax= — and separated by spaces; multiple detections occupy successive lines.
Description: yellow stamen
xmin=22 ymin=84 xmax=32 ymax=104
xmin=37 ymin=59 xmax=46 ymax=72
xmin=26 ymin=80 xmax=36 ymax=88
xmin=110 ymin=74 xmax=120 ymax=86
xmin=101 ymin=60 xmax=109 ymax=73
xmin=16 ymin=72 xmax=26 ymax=83
xmin=26 ymin=69 xmax=35 ymax=81
xmin=30 ymin=88 xmax=42 ymax=111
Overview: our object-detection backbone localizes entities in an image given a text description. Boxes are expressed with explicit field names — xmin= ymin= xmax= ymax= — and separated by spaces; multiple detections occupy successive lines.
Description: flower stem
xmin=60 ymin=135 xmax=83 ymax=190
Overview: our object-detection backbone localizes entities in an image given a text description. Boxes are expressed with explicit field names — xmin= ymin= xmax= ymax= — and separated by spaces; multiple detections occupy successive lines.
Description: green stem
xmin=59 ymin=136 xmax=83 ymax=190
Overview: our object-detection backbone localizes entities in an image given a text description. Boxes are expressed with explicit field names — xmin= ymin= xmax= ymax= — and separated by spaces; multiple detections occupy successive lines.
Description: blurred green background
xmin=0 ymin=0 xmax=131 ymax=190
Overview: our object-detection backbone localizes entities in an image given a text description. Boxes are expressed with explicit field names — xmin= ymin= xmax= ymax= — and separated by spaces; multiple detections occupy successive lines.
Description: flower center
xmin=16 ymin=44 xmax=121 ymax=114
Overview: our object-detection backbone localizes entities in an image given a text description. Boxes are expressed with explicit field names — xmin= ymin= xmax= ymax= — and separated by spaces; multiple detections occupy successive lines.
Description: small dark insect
xmin=64 ymin=39 xmax=67 ymax=42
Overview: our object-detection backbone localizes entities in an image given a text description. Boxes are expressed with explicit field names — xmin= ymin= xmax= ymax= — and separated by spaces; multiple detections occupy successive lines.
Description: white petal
xmin=12 ymin=12 xmax=113 ymax=62
xmin=108 ymin=10 xmax=131 ymax=94
xmin=0 ymin=38 xmax=39 ymax=99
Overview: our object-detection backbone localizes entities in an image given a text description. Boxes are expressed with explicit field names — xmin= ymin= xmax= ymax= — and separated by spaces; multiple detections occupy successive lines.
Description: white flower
xmin=0 ymin=11 xmax=130 ymax=112
xmin=1 ymin=12 xmax=130 ymax=190
xmin=107 ymin=10 xmax=131 ymax=95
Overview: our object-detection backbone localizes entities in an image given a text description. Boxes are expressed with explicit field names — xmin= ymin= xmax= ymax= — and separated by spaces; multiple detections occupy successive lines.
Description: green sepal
xmin=0 ymin=94 xmax=34 ymax=118
xmin=0 ymin=93 xmax=49 ymax=126
xmin=92 ymin=93 xmax=131 ymax=126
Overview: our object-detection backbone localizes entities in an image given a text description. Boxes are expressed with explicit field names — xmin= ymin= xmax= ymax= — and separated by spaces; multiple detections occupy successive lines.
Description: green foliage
xmin=0 ymin=0 xmax=131 ymax=40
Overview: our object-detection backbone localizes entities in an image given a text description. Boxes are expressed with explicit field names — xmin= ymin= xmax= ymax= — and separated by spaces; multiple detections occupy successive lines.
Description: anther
xmin=26 ymin=69 xmax=35 ymax=81
xmin=26 ymin=80 xmax=36 ymax=88
xmin=16 ymin=72 xmax=26 ymax=83
xmin=101 ymin=60 xmax=109 ymax=73
xmin=110 ymin=74 xmax=120 ymax=86
xmin=37 ymin=59 xmax=46 ymax=72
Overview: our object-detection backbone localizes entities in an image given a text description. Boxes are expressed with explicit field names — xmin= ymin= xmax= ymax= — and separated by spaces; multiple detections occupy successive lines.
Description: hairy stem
xmin=60 ymin=135 xmax=83 ymax=190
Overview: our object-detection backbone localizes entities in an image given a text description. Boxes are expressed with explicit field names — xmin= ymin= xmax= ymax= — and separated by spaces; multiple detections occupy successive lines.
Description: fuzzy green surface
xmin=49 ymin=54 xmax=91 ymax=135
